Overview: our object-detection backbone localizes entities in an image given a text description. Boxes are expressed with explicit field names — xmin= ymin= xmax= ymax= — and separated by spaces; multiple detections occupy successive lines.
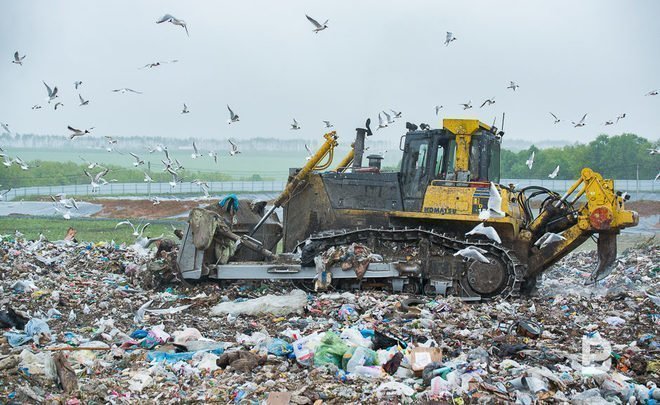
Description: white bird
xmin=534 ymin=232 xmax=566 ymax=249
xmin=53 ymin=205 xmax=72 ymax=220
xmin=31 ymin=104 xmax=42 ymax=110
xmin=647 ymin=148 xmax=659 ymax=155
xmin=444 ymin=32 xmax=457 ymax=46
xmin=12 ymin=51 xmax=25 ymax=65
xmin=323 ymin=120 xmax=333 ymax=128
xmin=616 ymin=113 xmax=626 ymax=124
xmin=112 ymin=88 xmax=142 ymax=94
xmin=140 ymin=60 xmax=178 ymax=69
xmin=305 ymin=144 xmax=313 ymax=161
xmin=116 ymin=220 xmax=150 ymax=237
xmin=460 ymin=101 xmax=472 ymax=110
xmin=389 ymin=109 xmax=402 ymax=119
xmin=227 ymin=105 xmax=239 ymax=124
xmin=1 ymin=122 xmax=9 ymax=134
xmin=130 ymin=152 xmax=145 ymax=167
xmin=191 ymin=141 xmax=202 ymax=159
xmin=43 ymin=81 xmax=58 ymax=103
xmin=377 ymin=113 xmax=388 ymax=130
xmin=549 ymin=112 xmax=560 ymax=124
xmin=382 ymin=110 xmax=395 ymax=124
xmin=193 ymin=179 xmax=210 ymax=198
xmin=435 ymin=105 xmax=443 ymax=115
xmin=229 ymin=139 xmax=240 ymax=156
xmin=306 ymin=14 xmax=328 ymax=33
xmin=181 ymin=103 xmax=190 ymax=114
xmin=74 ymin=81 xmax=83 ymax=89
xmin=479 ymin=182 xmax=505 ymax=220
xmin=645 ymin=90 xmax=658 ymax=96
xmin=68 ymin=125 xmax=94 ymax=140
xmin=79 ymin=156 xmax=101 ymax=169
xmin=78 ymin=94 xmax=89 ymax=106
xmin=51 ymin=194 xmax=78 ymax=210
xmin=290 ymin=118 xmax=301 ymax=130
xmin=208 ymin=150 xmax=218 ymax=164
xmin=526 ymin=151 xmax=535 ymax=170
xmin=507 ymin=81 xmax=519 ymax=91
xmin=84 ymin=168 xmax=109 ymax=192
xmin=143 ymin=172 xmax=153 ymax=182
xmin=548 ymin=165 xmax=560 ymax=179
xmin=480 ymin=97 xmax=495 ymax=108
xmin=169 ymin=173 xmax=179 ymax=188
xmin=454 ymin=246 xmax=490 ymax=263
xmin=156 ymin=14 xmax=189 ymax=36
xmin=68 ymin=310 xmax=76 ymax=322
xmin=572 ymin=113 xmax=587 ymax=127
xmin=1 ymin=154 xmax=12 ymax=167
xmin=604 ymin=120 xmax=614 ymax=126
xmin=150 ymin=196 xmax=161 ymax=205
xmin=655 ymin=172 xmax=660 ymax=182
xmin=134 ymin=300 xmax=153 ymax=324
xmin=465 ymin=223 xmax=502 ymax=244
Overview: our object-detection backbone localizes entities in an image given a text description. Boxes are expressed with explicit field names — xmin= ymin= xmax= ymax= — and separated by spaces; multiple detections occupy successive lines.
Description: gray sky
xmin=1 ymin=0 xmax=658 ymax=146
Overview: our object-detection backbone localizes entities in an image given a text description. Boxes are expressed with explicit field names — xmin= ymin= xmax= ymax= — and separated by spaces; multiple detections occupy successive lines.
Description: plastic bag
xmin=340 ymin=328 xmax=373 ymax=348
xmin=342 ymin=346 xmax=377 ymax=372
xmin=314 ymin=332 xmax=349 ymax=368
xmin=210 ymin=289 xmax=307 ymax=316
xmin=293 ymin=332 xmax=322 ymax=366
xmin=267 ymin=338 xmax=293 ymax=356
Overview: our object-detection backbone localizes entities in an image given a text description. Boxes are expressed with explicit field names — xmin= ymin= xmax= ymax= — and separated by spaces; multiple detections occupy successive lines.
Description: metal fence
xmin=2 ymin=178 xmax=657 ymax=201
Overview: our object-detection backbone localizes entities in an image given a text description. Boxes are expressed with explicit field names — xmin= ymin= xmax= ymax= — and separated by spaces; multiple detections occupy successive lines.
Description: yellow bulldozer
xmin=177 ymin=118 xmax=638 ymax=300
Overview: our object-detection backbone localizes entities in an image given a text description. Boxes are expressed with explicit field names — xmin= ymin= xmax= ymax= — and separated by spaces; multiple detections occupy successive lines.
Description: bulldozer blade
xmin=588 ymin=232 xmax=617 ymax=284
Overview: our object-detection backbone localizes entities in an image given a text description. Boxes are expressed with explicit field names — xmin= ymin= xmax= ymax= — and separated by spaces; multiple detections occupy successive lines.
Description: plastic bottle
xmin=346 ymin=347 xmax=369 ymax=373
xmin=293 ymin=332 xmax=320 ymax=366
xmin=353 ymin=365 xmax=383 ymax=378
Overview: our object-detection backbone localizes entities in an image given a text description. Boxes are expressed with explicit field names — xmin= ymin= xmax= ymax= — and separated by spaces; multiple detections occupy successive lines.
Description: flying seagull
xmin=78 ymin=94 xmax=89 ymax=106
xmin=480 ymin=97 xmax=496 ymax=108
xmin=181 ymin=103 xmax=190 ymax=114
xmin=604 ymin=120 xmax=614 ymax=126
xmin=84 ymin=168 xmax=109 ymax=192
xmin=526 ymin=151 xmax=534 ymax=170
xmin=14 ymin=156 xmax=30 ymax=170
xmin=389 ymin=109 xmax=402 ymax=119
xmin=156 ymin=14 xmax=189 ymax=36
xmin=479 ymin=182 xmax=505 ymax=220
xmin=115 ymin=220 xmax=150 ymax=238
xmin=79 ymin=156 xmax=101 ymax=169
xmin=306 ymin=14 xmax=328 ymax=33
xmin=323 ymin=120 xmax=333 ymax=128
xmin=227 ymin=105 xmax=239 ymax=124
xmin=548 ymin=165 xmax=560 ymax=179
xmin=140 ymin=60 xmax=178 ymax=69
xmin=143 ymin=172 xmax=153 ymax=183
xmin=616 ymin=113 xmax=626 ymax=124
xmin=549 ymin=112 xmax=560 ymax=124
xmin=290 ymin=118 xmax=301 ymax=130
xmin=191 ymin=141 xmax=202 ymax=159
xmin=31 ymin=105 xmax=42 ymax=110
xmin=534 ymin=232 xmax=566 ymax=249
xmin=466 ymin=223 xmax=502 ymax=244
xmin=454 ymin=246 xmax=490 ymax=264
xmin=43 ymin=81 xmax=58 ymax=103
xmin=572 ymin=113 xmax=587 ymax=127
xmin=208 ymin=150 xmax=218 ymax=164
xmin=507 ymin=81 xmax=519 ymax=91
xmin=377 ymin=113 xmax=388 ymax=130
xmin=130 ymin=152 xmax=145 ymax=167
xmin=305 ymin=144 xmax=313 ymax=160
xmin=12 ymin=51 xmax=25 ymax=65
xmin=68 ymin=126 xmax=94 ymax=140
xmin=444 ymin=32 xmax=457 ymax=46
xmin=1 ymin=122 xmax=9 ymax=134
xmin=112 ymin=88 xmax=142 ymax=94
xmin=460 ymin=101 xmax=472 ymax=110
xmin=382 ymin=110 xmax=395 ymax=124
xmin=435 ymin=105 xmax=443 ymax=116
xmin=74 ymin=81 xmax=83 ymax=89
xmin=229 ymin=139 xmax=240 ymax=156
xmin=645 ymin=90 xmax=658 ymax=96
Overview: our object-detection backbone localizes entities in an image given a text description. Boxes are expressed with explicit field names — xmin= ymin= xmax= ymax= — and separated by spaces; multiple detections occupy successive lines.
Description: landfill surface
xmin=0 ymin=234 xmax=658 ymax=404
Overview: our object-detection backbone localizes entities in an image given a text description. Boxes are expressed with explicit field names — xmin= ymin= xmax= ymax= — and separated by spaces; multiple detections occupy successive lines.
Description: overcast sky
xmin=1 ymin=0 xmax=658 ymax=146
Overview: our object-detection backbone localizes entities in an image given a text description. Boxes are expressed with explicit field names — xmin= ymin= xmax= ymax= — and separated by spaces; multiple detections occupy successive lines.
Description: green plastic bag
xmin=313 ymin=332 xmax=348 ymax=368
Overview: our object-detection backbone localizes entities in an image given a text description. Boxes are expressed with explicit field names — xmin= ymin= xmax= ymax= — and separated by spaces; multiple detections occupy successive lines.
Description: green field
xmin=10 ymin=146 xmax=382 ymax=180
xmin=0 ymin=217 xmax=184 ymax=244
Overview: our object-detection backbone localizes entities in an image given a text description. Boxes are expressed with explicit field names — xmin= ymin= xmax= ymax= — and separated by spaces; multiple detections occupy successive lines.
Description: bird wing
xmin=67 ymin=126 xmax=80 ymax=133
xmin=305 ymin=144 xmax=312 ymax=155
xmin=579 ymin=113 xmax=587 ymax=124
xmin=382 ymin=110 xmax=391 ymax=121
xmin=163 ymin=148 xmax=171 ymax=161
xmin=78 ymin=94 xmax=84 ymax=103
xmin=43 ymin=81 xmax=53 ymax=96
xmin=228 ymin=139 xmax=236 ymax=149
xmin=95 ymin=168 xmax=109 ymax=181
xmin=156 ymin=14 xmax=174 ymax=23
xmin=480 ymin=100 xmax=488 ymax=108
xmin=183 ymin=23 xmax=189 ymax=36
xmin=227 ymin=105 xmax=235 ymax=118
xmin=183 ymin=103 xmax=187 ymax=110
xmin=306 ymin=14 xmax=322 ymax=28
xmin=193 ymin=141 xmax=199 ymax=154
xmin=550 ymin=112 xmax=558 ymax=120
xmin=14 ymin=51 xmax=19 ymax=61
xmin=83 ymin=170 xmax=93 ymax=179
xmin=446 ymin=32 xmax=452 ymax=42
xmin=487 ymin=182 xmax=503 ymax=215
xmin=378 ymin=113 xmax=384 ymax=126
xmin=130 ymin=152 xmax=140 ymax=160
xmin=293 ymin=118 xmax=298 ymax=126
xmin=127 ymin=88 xmax=142 ymax=94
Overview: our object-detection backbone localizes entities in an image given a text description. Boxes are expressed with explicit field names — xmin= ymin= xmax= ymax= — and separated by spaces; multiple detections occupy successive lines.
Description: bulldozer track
xmin=297 ymin=227 xmax=526 ymax=299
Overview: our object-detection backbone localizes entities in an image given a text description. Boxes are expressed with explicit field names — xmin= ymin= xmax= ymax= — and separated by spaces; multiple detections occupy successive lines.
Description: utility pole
xmin=636 ymin=164 xmax=639 ymax=197
xmin=147 ymin=161 xmax=151 ymax=198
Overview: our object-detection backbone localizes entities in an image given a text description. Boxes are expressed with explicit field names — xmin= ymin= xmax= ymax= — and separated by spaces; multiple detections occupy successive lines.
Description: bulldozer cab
xmin=400 ymin=119 xmax=501 ymax=210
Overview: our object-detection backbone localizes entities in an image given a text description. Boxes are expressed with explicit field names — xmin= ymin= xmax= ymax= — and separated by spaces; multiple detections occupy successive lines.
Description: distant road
xmin=2 ymin=179 xmax=657 ymax=201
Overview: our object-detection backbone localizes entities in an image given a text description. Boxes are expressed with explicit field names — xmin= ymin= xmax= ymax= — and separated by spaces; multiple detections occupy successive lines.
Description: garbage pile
xmin=0 ymin=233 xmax=658 ymax=403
